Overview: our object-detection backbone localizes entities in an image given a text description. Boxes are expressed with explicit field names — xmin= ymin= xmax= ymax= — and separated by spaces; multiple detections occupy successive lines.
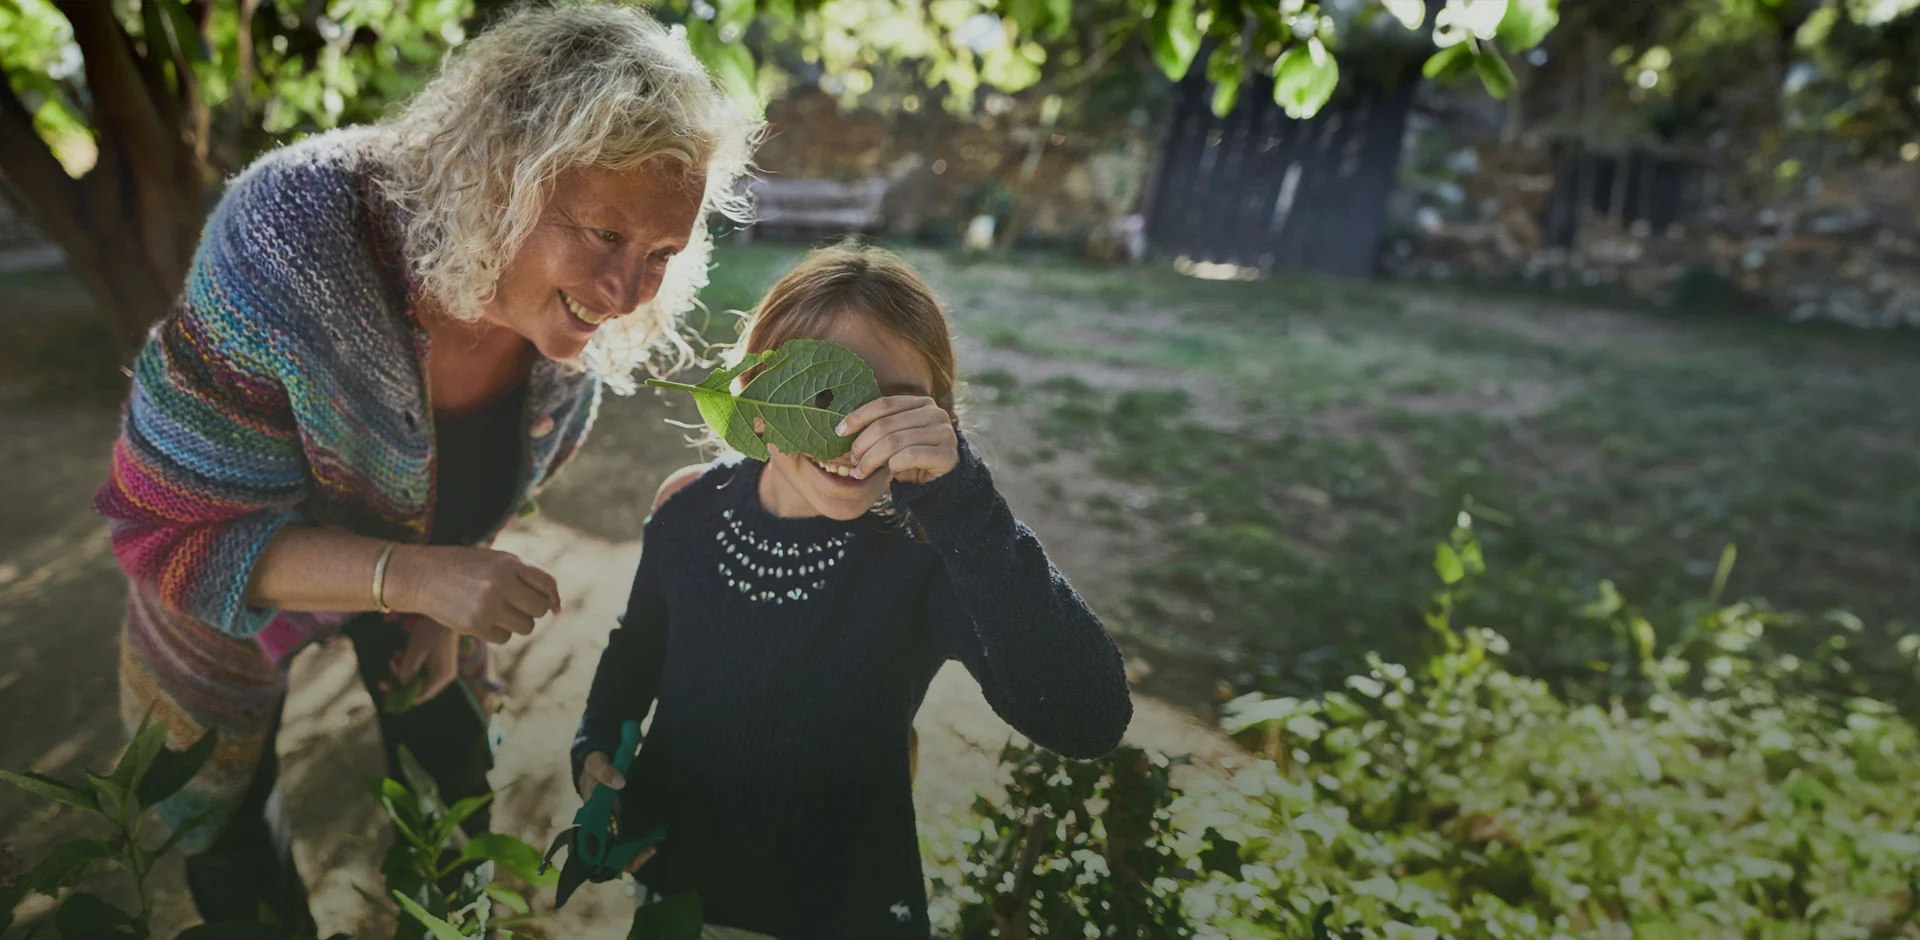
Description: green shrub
xmin=926 ymin=518 xmax=1920 ymax=939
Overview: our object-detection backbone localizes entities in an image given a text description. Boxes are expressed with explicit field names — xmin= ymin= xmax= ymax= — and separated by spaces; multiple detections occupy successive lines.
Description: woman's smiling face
xmin=481 ymin=163 xmax=706 ymax=362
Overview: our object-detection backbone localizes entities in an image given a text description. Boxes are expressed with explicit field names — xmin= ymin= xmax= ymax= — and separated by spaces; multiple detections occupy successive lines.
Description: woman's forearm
xmin=246 ymin=525 xmax=421 ymax=614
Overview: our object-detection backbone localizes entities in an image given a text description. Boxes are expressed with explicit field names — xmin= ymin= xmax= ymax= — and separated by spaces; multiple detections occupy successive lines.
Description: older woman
xmin=93 ymin=5 xmax=757 ymax=928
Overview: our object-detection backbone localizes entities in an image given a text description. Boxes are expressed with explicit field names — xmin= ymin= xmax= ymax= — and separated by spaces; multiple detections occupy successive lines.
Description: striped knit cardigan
xmin=94 ymin=128 xmax=602 ymax=850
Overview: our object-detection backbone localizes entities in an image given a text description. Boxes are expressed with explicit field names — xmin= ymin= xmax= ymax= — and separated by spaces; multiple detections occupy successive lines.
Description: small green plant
xmin=0 ymin=712 xmax=341 ymax=939
xmin=365 ymin=748 xmax=554 ymax=940
xmin=926 ymin=743 xmax=1192 ymax=939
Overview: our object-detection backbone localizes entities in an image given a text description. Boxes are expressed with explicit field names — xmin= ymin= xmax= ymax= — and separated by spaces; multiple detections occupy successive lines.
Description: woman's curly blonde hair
xmin=375 ymin=1 xmax=760 ymax=392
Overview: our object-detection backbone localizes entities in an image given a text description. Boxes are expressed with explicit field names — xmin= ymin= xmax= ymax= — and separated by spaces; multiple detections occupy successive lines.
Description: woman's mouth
xmin=560 ymin=290 xmax=611 ymax=331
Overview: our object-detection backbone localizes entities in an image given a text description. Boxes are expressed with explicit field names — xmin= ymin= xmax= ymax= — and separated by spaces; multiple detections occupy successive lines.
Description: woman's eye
xmin=596 ymin=229 xmax=621 ymax=244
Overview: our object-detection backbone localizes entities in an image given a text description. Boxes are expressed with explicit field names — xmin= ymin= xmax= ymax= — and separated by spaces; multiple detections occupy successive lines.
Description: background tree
xmin=0 ymin=0 xmax=1555 ymax=358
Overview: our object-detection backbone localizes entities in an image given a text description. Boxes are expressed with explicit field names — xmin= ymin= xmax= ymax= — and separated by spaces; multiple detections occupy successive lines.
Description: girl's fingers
xmin=856 ymin=426 xmax=951 ymax=479
xmin=395 ymin=635 xmax=431 ymax=680
xmin=836 ymin=395 xmax=931 ymax=438
xmin=847 ymin=408 xmax=937 ymax=464
xmin=625 ymin=845 xmax=656 ymax=874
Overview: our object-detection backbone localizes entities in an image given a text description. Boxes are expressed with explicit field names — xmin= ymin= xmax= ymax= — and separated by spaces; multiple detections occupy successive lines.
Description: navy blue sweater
xmin=572 ymin=436 xmax=1132 ymax=938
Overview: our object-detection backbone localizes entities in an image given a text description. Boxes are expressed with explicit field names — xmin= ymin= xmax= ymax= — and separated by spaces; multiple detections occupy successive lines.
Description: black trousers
xmin=183 ymin=616 xmax=495 ymax=931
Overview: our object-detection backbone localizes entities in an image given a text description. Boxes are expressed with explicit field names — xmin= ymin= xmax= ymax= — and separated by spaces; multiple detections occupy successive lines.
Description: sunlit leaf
xmin=1148 ymin=0 xmax=1200 ymax=81
xmin=1473 ymin=45 xmax=1516 ymax=99
xmin=1273 ymin=39 xmax=1338 ymax=119
xmin=646 ymin=340 xmax=881 ymax=461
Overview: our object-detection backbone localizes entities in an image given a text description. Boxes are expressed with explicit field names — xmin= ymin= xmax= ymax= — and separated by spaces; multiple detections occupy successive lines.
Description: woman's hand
xmin=576 ymin=752 xmax=657 ymax=873
xmin=839 ymin=396 xmax=958 ymax=485
xmin=388 ymin=546 xmax=562 ymax=644
xmin=388 ymin=618 xmax=461 ymax=704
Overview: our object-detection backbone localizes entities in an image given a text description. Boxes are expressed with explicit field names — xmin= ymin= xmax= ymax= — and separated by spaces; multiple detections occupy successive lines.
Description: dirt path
xmin=0 ymin=375 xmax=1239 ymax=937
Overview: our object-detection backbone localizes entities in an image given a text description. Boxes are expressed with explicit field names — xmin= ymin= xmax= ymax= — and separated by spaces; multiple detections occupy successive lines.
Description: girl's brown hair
xmin=739 ymin=243 xmax=959 ymax=428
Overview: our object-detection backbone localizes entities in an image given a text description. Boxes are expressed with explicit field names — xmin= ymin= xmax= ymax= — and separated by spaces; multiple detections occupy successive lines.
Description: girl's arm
xmin=894 ymin=435 xmax=1133 ymax=760
xmin=570 ymin=474 xmax=694 ymax=788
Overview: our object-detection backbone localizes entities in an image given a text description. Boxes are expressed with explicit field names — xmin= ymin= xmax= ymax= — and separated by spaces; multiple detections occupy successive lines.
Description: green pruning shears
xmin=539 ymin=720 xmax=667 ymax=908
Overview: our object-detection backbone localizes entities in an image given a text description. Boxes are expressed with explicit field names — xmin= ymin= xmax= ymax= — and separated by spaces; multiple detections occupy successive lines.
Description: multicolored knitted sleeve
xmin=94 ymin=239 xmax=311 ymax=638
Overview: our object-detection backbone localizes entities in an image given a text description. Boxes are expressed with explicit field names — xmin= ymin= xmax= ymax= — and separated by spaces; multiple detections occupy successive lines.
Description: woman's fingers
xmin=578 ymin=752 xmax=624 ymax=802
xmin=516 ymin=563 xmax=563 ymax=615
xmin=493 ymin=608 xmax=537 ymax=638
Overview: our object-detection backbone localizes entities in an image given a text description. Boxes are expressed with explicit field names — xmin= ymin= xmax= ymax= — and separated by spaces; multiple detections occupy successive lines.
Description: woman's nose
xmin=604 ymin=259 xmax=666 ymax=315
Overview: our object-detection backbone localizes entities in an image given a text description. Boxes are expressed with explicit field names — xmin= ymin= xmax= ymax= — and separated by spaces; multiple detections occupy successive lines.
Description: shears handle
xmin=574 ymin=720 xmax=645 ymax=867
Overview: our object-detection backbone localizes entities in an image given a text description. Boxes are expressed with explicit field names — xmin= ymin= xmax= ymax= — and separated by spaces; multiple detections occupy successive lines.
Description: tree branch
xmin=0 ymin=72 xmax=90 ymax=255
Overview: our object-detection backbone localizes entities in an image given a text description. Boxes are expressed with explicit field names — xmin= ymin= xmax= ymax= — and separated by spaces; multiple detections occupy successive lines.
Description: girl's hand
xmin=388 ymin=546 xmax=562 ymax=644
xmin=388 ymin=618 xmax=460 ymax=704
xmin=839 ymin=395 xmax=958 ymax=485
xmin=576 ymin=752 xmax=657 ymax=873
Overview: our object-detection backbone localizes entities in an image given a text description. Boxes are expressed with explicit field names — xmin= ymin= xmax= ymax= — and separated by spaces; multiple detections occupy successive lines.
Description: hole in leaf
xmin=813 ymin=389 xmax=835 ymax=409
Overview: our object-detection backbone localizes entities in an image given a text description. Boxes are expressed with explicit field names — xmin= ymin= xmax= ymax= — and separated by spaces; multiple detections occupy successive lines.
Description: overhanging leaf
xmin=1474 ymin=46 xmax=1516 ymax=99
xmin=1273 ymin=40 xmax=1339 ymax=119
xmin=1206 ymin=44 xmax=1244 ymax=117
xmin=646 ymin=340 xmax=881 ymax=461
xmin=1422 ymin=42 xmax=1475 ymax=80
xmin=1495 ymin=0 xmax=1557 ymax=49
xmin=1148 ymin=0 xmax=1200 ymax=81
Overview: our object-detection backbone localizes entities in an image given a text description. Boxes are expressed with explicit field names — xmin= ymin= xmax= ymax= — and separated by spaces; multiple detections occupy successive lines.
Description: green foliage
xmin=628 ymin=891 xmax=704 ymax=940
xmin=366 ymin=747 xmax=552 ymax=940
xmin=1273 ymin=41 xmax=1340 ymax=119
xmin=926 ymin=523 xmax=1920 ymax=937
xmin=646 ymin=339 xmax=882 ymax=461
xmin=0 ymin=714 xmax=227 ymax=938
xmin=925 ymin=745 xmax=1191 ymax=938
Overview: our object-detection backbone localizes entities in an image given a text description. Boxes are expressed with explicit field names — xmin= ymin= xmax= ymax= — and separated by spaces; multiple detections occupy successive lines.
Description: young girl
xmin=571 ymin=245 xmax=1132 ymax=938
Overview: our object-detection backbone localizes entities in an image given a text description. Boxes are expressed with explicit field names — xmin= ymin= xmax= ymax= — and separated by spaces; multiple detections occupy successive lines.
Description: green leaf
xmin=1197 ymin=827 xmax=1244 ymax=880
xmin=684 ymin=18 xmax=762 ymax=119
xmin=111 ymin=715 xmax=172 ymax=796
xmin=0 ymin=838 xmax=113 ymax=933
xmin=1495 ymin=0 xmax=1557 ymax=50
xmin=1473 ymin=46 xmax=1516 ymax=99
xmin=1273 ymin=40 xmax=1339 ymax=119
xmin=1147 ymin=0 xmax=1200 ymax=81
xmin=1422 ymin=43 xmax=1475 ymax=81
xmin=136 ymin=728 xmax=219 ymax=809
xmin=1434 ymin=544 xmax=1466 ymax=585
xmin=430 ymin=793 xmax=495 ymax=847
xmin=1206 ymin=44 xmax=1243 ymax=117
xmin=384 ymin=669 xmax=427 ymax=716
xmin=84 ymin=770 xmax=130 ymax=820
xmin=0 ymin=770 xmax=99 ymax=815
xmin=645 ymin=340 xmax=882 ymax=462
xmin=456 ymin=833 xmax=558 ymax=888
xmin=485 ymin=884 xmax=530 ymax=916
xmin=394 ymin=746 xmax=443 ymax=818
xmin=628 ymin=890 xmax=704 ymax=940
xmin=392 ymin=890 xmax=467 ymax=940
xmin=53 ymin=892 xmax=143 ymax=938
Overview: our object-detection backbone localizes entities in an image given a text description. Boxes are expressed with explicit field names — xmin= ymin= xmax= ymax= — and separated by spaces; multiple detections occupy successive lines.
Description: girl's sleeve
xmin=895 ymin=434 xmax=1132 ymax=760
xmin=572 ymin=513 xmax=672 ymax=785
xmin=91 ymin=187 xmax=312 ymax=638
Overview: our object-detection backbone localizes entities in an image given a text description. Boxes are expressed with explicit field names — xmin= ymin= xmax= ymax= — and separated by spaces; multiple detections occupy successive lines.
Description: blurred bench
xmin=742 ymin=178 xmax=888 ymax=241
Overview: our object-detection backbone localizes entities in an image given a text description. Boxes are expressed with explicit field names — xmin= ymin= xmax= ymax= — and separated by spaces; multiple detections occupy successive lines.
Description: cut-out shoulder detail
xmin=653 ymin=463 xmax=710 ymax=513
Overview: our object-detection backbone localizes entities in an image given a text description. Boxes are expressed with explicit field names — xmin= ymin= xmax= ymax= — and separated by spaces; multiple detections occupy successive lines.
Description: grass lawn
xmin=697 ymin=241 xmax=1920 ymax=710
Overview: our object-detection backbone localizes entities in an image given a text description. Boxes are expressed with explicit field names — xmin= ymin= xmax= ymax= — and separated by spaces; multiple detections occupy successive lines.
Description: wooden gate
xmin=1144 ymin=67 xmax=1419 ymax=278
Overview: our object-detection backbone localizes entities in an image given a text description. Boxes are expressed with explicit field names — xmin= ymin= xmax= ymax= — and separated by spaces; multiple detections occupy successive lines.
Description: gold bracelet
xmin=372 ymin=542 xmax=398 ymax=614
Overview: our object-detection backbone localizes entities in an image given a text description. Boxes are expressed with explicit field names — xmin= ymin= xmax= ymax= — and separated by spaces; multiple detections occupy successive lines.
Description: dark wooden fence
xmin=1144 ymin=67 xmax=1420 ymax=277
xmin=1540 ymin=144 xmax=1716 ymax=247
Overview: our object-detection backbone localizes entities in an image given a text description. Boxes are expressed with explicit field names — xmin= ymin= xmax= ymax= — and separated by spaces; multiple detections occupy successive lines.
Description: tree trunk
xmin=0 ymin=2 xmax=209 ymax=362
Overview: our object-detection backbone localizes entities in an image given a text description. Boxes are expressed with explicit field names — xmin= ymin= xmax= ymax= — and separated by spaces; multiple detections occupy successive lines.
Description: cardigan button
xmin=530 ymin=415 xmax=557 ymax=438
